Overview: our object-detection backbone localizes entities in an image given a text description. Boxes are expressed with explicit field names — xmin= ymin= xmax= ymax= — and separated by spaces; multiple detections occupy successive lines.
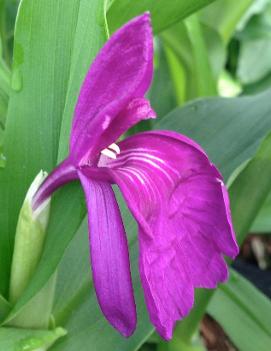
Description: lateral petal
xmin=79 ymin=173 xmax=137 ymax=337
xmin=100 ymin=131 xmax=238 ymax=339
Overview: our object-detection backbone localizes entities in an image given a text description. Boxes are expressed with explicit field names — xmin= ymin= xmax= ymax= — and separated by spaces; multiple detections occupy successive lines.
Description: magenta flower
xmin=33 ymin=13 xmax=239 ymax=340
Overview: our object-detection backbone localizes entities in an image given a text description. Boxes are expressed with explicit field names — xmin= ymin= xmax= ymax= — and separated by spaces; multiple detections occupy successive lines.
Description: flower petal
xmin=70 ymin=13 xmax=154 ymax=161
xmin=100 ymin=131 xmax=238 ymax=339
xmin=32 ymin=158 xmax=77 ymax=210
xmin=78 ymin=173 xmax=136 ymax=337
xmin=95 ymin=98 xmax=156 ymax=160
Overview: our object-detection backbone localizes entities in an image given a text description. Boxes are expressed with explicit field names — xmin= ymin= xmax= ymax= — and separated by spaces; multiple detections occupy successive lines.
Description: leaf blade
xmin=107 ymin=0 xmax=216 ymax=34
xmin=208 ymin=269 xmax=271 ymax=351
xmin=0 ymin=0 xmax=81 ymax=296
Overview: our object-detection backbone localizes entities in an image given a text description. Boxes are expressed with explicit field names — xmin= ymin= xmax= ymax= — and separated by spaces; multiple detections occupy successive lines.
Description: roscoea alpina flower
xmin=32 ymin=13 xmax=239 ymax=340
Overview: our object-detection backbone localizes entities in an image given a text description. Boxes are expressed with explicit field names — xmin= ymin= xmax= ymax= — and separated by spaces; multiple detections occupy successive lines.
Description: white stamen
xmin=101 ymin=148 xmax=117 ymax=159
xmin=108 ymin=143 xmax=120 ymax=154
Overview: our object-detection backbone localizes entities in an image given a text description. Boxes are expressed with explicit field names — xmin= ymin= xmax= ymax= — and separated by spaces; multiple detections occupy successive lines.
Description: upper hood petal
xmin=70 ymin=13 xmax=153 ymax=161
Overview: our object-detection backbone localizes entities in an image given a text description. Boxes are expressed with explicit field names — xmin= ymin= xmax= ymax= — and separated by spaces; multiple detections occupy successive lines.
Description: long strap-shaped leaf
xmin=208 ymin=268 xmax=271 ymax=351
xmin=107 ymin=0 xmax=217 ymax=34
xmin=0 ymin=0 xmax=82 ymax=297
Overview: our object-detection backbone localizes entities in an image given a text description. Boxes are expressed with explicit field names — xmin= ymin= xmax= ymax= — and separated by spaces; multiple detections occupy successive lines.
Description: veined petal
xmin=100 ymin=131 xmax=238 ymax=339
xmin=70 ymin=13 xmax=154 ymax=161
xmin=78 ymin=173 xmax=136 ymax=337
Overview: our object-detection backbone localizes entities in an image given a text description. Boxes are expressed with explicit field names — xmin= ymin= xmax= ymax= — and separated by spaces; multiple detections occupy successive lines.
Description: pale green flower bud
xmin=9 ymin=170 xmax=51 ymax=305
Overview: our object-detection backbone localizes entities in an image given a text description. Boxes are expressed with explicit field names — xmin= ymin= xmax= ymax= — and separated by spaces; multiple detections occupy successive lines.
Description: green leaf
xmin=0 ymin=326 xmax=66 ymax=351
xmin=238 ymin=38 xmax=271 ymax=84
xmin=0 ymin=0 xmax=19 ymax=65
xmin=162 ymin=19 xmax=222 ymax=103
xmin=251 ymin=191 xmax=271 ymax=232
xmin=237 ymin=4 xmax=271 ymax=84
xmin=0 ymin=0 xmax=82 ymax=296
xmin=202 ymin=24 xmax=226 ymax=81
xmin=107 ymin=0 xmax=216 ymax=34
xmin=52 ymin=219 xmax=92 ymax=326
xmin=238 ymin=0 xmax=271 ymax=31
xmin=185 ymin=15 xmax=217 ymax=96
xmin=243 ymin=71 xmax=271 ymax=95
xmin=3 ymin=0 xmax=106 ymax=322
xmin=0 ymin=43 xmax=10 ymax=130
xmin=0 ymin=0 xmax=8 ymax=63
xmin=148 ymin=42 xmax=177 ymax=118
xmin=200 ymin=0 xmax=254 ymax=43
xmin=157 ymin=334 xmax=205 ymax=351
xmin=0 ymin=295 xmax=10 ymax=322
xmin=8 ymin=273 xmax=57 ymax=330
xmin=208 ymin=269 xmax=271 ymax=351
xmin=229 ymin=131 xmax=271 ymax=244
xmin=163 ymin=43 xmax=186 ymax=105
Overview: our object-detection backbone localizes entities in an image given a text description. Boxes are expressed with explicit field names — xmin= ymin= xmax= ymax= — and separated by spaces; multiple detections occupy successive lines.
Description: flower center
xmin=101 ymin=143 xmax=120 ymax=159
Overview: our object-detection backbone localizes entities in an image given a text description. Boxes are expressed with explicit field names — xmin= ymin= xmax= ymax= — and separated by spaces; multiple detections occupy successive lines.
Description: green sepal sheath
xmin=7 ymin=171 xmax=56 ymax=329
xmin=9 ymin=171 xmax=51 ymax=304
